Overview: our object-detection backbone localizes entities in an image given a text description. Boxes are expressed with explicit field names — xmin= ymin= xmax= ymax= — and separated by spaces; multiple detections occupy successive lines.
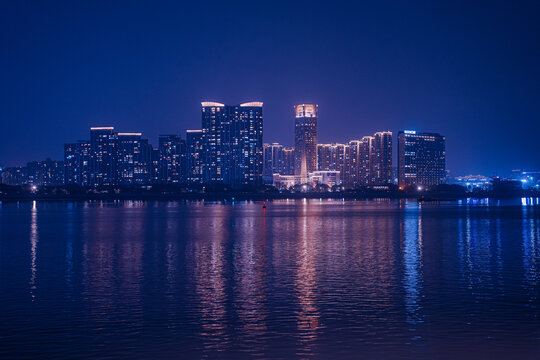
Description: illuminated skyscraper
xmin=294 ymin=104 xmax=318 ymax=182
xmin=357 ymin=136 xmax=373 ymax=185
xmin=398 ymin=130 xmax=446 ymax=187
xmin=201 ymin=101 xmax=263 ymax=188
xmin=370 ymin=131 xmax=393 ymax=185
xmin=89 ymin=127 xmax=118 ymax=186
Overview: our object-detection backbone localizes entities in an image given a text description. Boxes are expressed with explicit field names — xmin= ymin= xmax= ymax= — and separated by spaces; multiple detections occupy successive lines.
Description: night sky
xmin=1 ymin=1 xmax=539 ymax=176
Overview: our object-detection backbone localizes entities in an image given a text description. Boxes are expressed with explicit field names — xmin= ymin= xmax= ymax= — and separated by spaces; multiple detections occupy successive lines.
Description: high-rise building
xmin=317 ymin=143 xmax=350 ymax=186
xmin=66 ymin=128 xmax=154 ymax=187
xmin=201 ymin=101 xmax=263 ymax=188
xmin=64 ymin=141 xmax=90 ymax=186
xmin=201 ymin=102 xmax=228 ymax=184
xmin=315 ymin=133 xmax=391 ymax=189
xmin=158 ymin=135 xmax=186 ymax=184
xmin=117 ymin=133 xmax=150 ymax=185
xmin=294 ymin=104 xmax=318 ymax=182
xmin=370 ymin=131 xmax=393 ymax=185
xmin=2 ymin=159 xmax=63 ymax=186
xmin=148 ymin=147 xmax=160 ymax=184
xmin=281 ymin=147 xmax=295 ymax=175
xmin=89 ymin=127 xmax=118 ymax=186
xmin=186 ymin=130 xmax=203 ymax=184
xmin=263 ymin=143 xmax=283 ymax=178
xmin=37 ymin=158 xmax=64 ymax=186
xmin=263 ymin=143 xmax=295 ymax=180
xmin=398 ymin=130 xmax=446 ymax=187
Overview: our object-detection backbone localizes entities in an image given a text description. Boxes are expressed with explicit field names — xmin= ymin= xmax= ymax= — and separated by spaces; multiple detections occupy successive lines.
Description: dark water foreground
xmin=0 ymin=199 xmax=539 ymax=359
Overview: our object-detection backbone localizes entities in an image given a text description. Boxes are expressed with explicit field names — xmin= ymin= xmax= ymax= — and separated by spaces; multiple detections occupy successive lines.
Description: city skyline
xmin=0 ymin=96 xmax=536 ymax=178
xmin=2 ymin=2 xmax=540 ymax=175
xmin=1 ymin=101 xmax=450 ymax=190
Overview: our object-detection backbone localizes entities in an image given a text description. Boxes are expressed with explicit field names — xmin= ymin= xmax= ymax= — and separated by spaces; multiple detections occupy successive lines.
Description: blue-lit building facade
xmin=398 ymin=130 xmax=446 ymax=187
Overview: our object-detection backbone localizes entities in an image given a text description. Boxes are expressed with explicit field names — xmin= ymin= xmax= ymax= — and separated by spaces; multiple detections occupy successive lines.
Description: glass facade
xmin=398 ymin=130 xmax=446 ymax=187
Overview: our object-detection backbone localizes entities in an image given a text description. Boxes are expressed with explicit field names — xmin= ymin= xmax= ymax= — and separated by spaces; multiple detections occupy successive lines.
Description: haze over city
xmin=2 ymin=1 xmax=539 ymax=175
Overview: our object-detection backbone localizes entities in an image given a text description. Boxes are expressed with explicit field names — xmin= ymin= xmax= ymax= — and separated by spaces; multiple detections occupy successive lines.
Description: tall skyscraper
xmin=370 ymin=131 xmax=393 ymax=185
xmin=89 ymin=127 xmax=118 ymax=187
xmin=186 ymin=130 xmax=203 ymax=184
xmin=201 ymin=101 xmax=263 ymax=188
xmin=294 ymin=104 xmax=318 ymax=182
xmin=158 ymin=135 xmax=186 ymax=184
xmin=357 ymin=136 xmax=373 ymax=186
xmin=398 ymin=130 xmax=446 ymax=187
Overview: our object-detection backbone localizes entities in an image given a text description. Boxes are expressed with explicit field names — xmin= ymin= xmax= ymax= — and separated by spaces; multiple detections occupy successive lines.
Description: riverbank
xmin=1 ymin=191 xmax=538 ymax=202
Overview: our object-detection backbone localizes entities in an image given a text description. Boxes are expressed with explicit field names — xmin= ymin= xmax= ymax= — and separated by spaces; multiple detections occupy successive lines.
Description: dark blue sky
xmin=1 ymin=0 xmax=539 ymax=175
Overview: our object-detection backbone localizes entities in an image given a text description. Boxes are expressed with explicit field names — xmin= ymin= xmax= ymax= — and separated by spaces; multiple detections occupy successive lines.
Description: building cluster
xmin=1 ymin=158 xmax=64 ymax=186
xmin=62 ymin=102 xmax=263 ymax=189
xmin=0 ymin=101 xmax=447 ymax=191
xmin=265 ymin=104 xmax=446 ymax=189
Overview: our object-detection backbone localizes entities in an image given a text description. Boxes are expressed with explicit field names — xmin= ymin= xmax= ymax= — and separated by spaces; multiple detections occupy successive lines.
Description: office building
xmin=294 ymin=104 xmax=318 ymax=182
xmin=398 ymin=130 xmax=446 ymax=187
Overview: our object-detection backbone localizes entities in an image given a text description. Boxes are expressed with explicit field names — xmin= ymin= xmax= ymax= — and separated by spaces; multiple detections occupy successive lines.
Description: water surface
xmin=0 ymin=199 xmax=539 ymax=359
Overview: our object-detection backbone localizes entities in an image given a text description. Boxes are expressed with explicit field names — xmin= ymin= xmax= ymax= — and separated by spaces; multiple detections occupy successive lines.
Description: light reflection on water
xmin=0 ymin=199 xmax=539 ymax=359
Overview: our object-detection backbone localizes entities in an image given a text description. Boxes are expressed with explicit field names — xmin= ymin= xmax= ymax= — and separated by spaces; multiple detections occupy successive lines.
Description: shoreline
xmin=0 ymin=192 xmax=537 ymax=202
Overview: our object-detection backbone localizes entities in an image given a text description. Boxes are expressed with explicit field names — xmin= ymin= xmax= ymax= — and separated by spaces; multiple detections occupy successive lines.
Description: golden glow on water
xmin=295 ymin=215 xmax=320 ymax=354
